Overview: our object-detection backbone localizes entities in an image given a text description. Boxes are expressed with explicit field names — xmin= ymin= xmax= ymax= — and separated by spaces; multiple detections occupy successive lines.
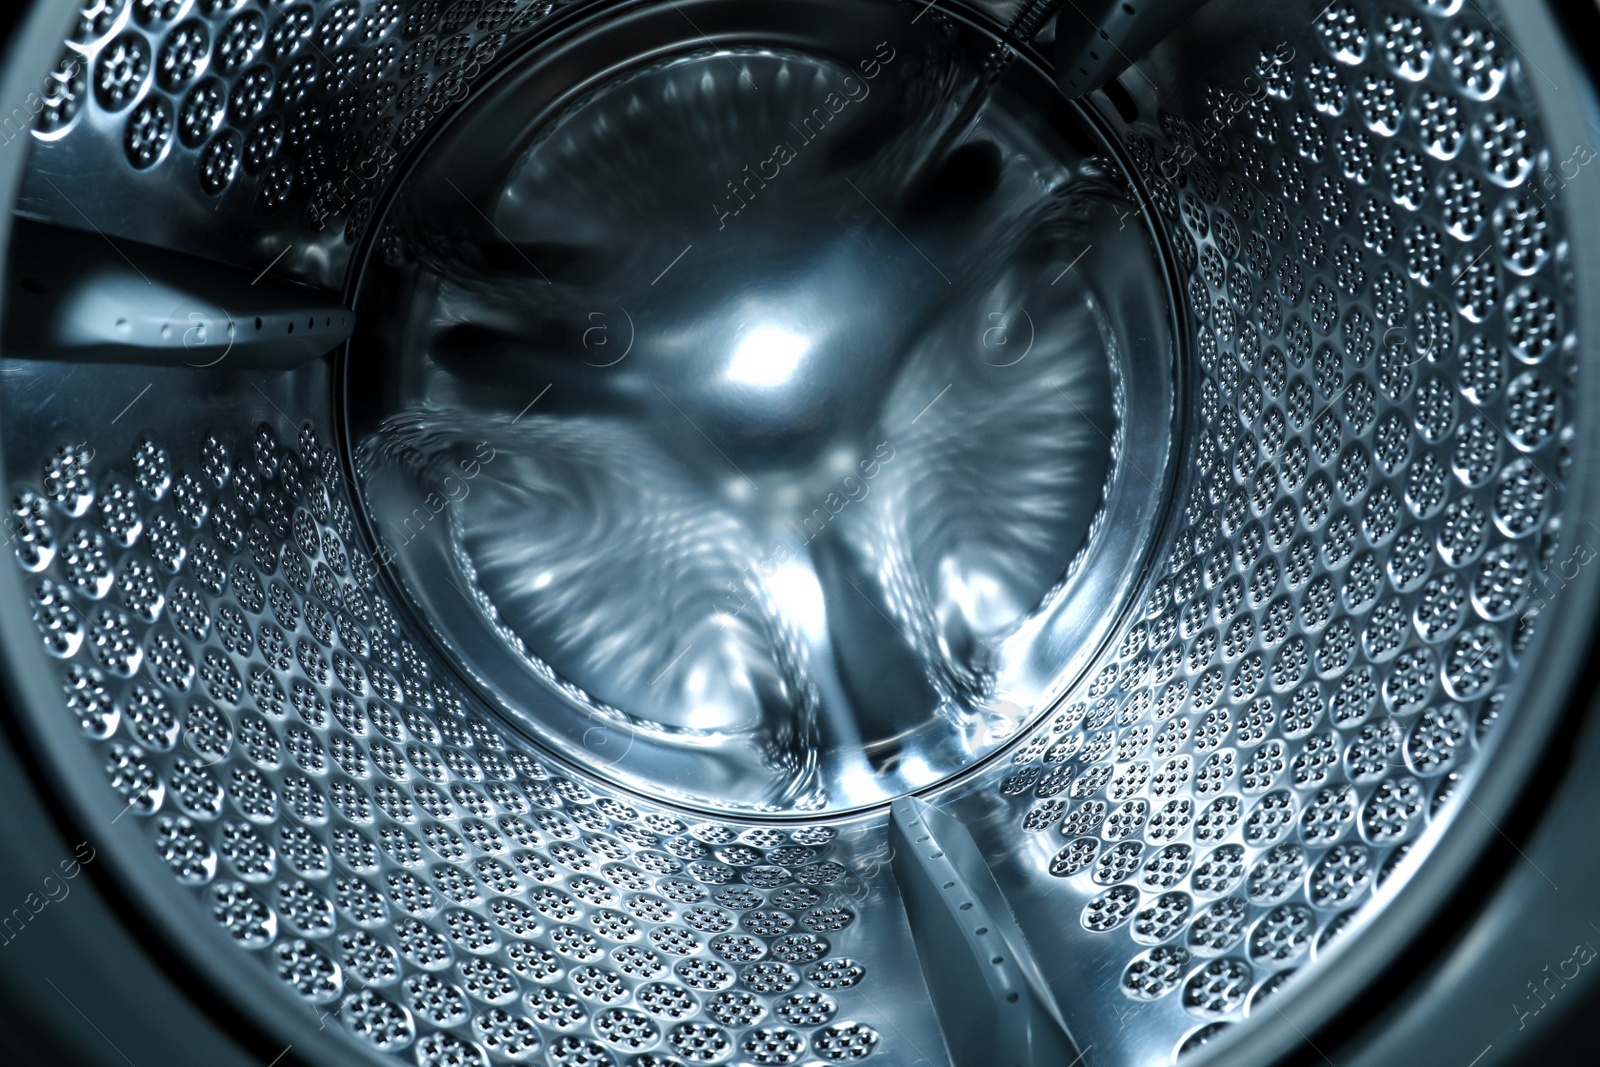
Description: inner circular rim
xmin=0 ymin=2 xmax=1593 ymax=1067
xmin=339 ymin=0 xmax=1183 ymax=818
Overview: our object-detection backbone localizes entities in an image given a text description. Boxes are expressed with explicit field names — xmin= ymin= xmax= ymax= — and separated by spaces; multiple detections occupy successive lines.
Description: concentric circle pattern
xmin=4 ymin=0 xmax=1587 ymax=1066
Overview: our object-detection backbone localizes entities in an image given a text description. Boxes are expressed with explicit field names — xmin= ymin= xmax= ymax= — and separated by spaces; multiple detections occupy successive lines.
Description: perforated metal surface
xmin=950 ymin=0 xmax=1582 ymax=1058
xmin=1 ymin=0 xmax=1591 ymax=1065
xmin=22 ymin=0 xmax=554 ymax=289
xmin=10 ymin=406 xmax=938 ymax=1067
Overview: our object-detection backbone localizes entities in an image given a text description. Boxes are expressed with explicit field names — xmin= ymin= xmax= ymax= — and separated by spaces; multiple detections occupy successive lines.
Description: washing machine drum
xmin=0 ymin=1 xmax=1598 ymax=1065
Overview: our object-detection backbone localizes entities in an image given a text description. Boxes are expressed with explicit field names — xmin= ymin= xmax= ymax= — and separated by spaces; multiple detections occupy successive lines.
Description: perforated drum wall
xmin=1 ymin=1 xmax=1598 ymax=1067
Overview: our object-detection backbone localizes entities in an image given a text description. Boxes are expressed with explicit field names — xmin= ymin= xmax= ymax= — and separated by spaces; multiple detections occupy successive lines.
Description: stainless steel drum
xmin=1 ymin=1 xmax=1599 ymax=1065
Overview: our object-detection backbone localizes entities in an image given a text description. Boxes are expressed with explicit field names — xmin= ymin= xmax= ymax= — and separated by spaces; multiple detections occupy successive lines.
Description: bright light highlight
xmin=726 ymin=325 xmax=810 ymax=388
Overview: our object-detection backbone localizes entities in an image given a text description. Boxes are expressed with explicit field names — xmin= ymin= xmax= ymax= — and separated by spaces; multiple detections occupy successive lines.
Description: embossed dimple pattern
xmin=11 ymin=423 xmax=882 ymax=1066
xmin=1005 ymin=0 xmax=1577 ymax=1057
xmin=34 ymin=0 xmax=556 ymax=245
xmin=10 ymin=0 xmax=1587 ymax=1064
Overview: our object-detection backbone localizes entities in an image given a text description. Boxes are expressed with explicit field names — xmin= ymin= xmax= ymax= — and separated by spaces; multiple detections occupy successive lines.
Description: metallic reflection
xmin=351 ymin=33 xmax=1174 ymax=812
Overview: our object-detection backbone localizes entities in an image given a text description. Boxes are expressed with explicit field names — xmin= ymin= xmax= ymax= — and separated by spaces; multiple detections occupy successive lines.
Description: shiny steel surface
xmin=347 ymin=10 xmax=1176 ymax=815
xmin=948 ymin=3 xmax=1586 ymax=1059
xmin=0 ymin=0 xmax=1593 ymax=1066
